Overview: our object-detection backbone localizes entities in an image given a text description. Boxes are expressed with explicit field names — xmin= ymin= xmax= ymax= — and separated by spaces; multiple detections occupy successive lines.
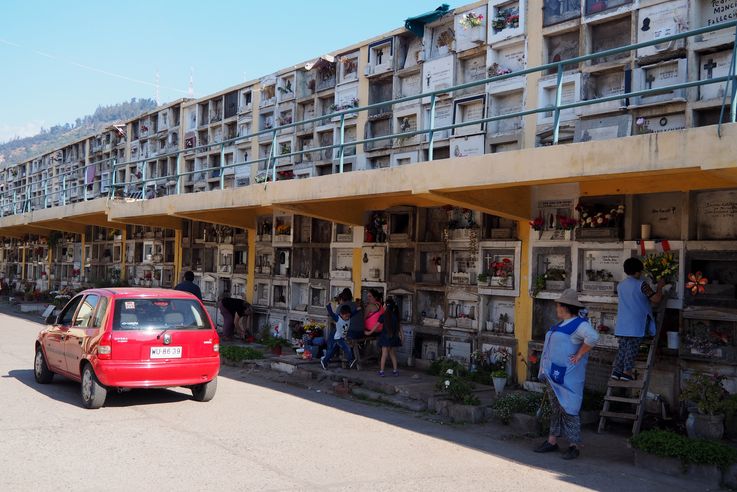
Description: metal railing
xmin=3 ymin=20 xmax=737 ymax=216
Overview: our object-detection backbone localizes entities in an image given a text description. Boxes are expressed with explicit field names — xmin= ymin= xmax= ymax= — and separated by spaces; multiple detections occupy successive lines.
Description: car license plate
xmin=150 ymin=346 xmax=182 ymax=359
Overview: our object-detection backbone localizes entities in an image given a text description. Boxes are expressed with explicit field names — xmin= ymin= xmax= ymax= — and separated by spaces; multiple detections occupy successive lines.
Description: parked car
xmin=34 ymin=288 xmax=220 ymax=409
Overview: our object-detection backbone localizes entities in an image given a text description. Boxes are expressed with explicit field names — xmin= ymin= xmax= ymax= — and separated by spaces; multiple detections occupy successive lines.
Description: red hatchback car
xmin=34 ymin=288 xmax=220 ymax=408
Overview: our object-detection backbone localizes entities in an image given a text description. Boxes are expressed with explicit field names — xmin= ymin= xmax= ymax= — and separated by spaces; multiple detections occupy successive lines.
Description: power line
xmin=0 ymin=38 xmax=188 ymax=95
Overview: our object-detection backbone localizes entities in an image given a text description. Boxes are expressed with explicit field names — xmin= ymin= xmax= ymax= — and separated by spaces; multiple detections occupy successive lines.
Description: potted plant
xmin=682 ymin=373 xmax=727 ymax=440
xmin=264 ymin=336 xmax=291 ymax=356
xmin=492 ymin=369 xmax=508 ymax=394
xmin=477 ymin=272 xmax=490 ymax=286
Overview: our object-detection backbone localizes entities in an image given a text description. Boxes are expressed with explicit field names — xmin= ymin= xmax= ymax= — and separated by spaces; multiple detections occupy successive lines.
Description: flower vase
xmin=686 ymin=413 xmax=724 ymax=440
xmin=564 ymin=229 xmax=572 ymax=241
xmin=492 ymin=376 xmax=507 ymax=394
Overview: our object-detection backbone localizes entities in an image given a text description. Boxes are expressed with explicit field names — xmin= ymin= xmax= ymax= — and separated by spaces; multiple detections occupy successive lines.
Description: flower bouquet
xmin=643 ymin=252 xmax=678 ymax=282
xmin=459 ymin=12 xmax=484 ymax=29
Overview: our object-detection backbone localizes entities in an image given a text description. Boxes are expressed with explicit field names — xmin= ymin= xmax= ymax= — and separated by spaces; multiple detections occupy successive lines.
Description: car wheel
xmin=81 ymin=364 xmax=107 ymax=409
xmin=34 ymin=348 xmax=54 ymax=384
xmin=191 ymin=378 xmax=217 ymax=402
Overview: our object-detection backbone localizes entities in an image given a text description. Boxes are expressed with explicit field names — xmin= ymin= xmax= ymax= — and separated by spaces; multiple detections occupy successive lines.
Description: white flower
xmin=444 ymin=380 xmax=451 ymax=387
xmin=446 ymin=369 xmax=454 ymax=375
xmin=597 ymin=217 xmax=604 ymax=224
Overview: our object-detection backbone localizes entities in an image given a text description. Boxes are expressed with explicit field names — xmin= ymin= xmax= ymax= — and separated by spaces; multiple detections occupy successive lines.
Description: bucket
xmin=666 ymin=331 xmax=679 ymax=350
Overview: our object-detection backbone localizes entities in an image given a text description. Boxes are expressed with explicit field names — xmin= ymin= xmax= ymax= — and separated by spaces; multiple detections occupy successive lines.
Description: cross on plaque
xmin=485 ymin=252 xmax=494 ymax=272
xmin=645 ymin=72 xmax=656 ymax=90
xmin=703 ymin=58 xmax=717 ymax=79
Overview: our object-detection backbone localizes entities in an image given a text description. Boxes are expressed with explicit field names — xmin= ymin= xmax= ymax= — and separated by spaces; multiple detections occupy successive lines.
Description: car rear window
xmin=112 ymin=298 xmax=212 ymax=331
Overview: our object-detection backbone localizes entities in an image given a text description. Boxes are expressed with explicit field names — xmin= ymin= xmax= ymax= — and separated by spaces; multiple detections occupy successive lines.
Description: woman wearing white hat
xmin=534 ymin=289 xmax=599 ymax=460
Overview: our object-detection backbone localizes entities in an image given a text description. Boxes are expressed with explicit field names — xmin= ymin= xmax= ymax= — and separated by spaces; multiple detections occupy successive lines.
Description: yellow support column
xmin=120 ymin=228 xmax=127 ymax=282
xmin=47 ymin=242 xmax=53 ymax=286
xmin=80 ymin=232 xmax=86 ymax=284
xmin=21 ymin=242 xmax=26 ymax=281
xmin=245 ymin=228 xmax=256 ymax=303
xmin=352 ymin=248 xmax=362 ymax=300
xmin=174 ymin=229 xmax=182 ymax=287
xmin=514 ymin=221 xmax=533 ymax=384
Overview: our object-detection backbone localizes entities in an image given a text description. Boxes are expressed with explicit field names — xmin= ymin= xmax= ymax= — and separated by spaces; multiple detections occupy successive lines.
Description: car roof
xmin=77 ymin=288 xmax=198 ymax=300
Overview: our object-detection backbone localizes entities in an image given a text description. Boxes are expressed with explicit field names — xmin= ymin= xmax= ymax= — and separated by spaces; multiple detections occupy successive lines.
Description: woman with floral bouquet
xmin=611 ymin=258 xmax=666 ymax=381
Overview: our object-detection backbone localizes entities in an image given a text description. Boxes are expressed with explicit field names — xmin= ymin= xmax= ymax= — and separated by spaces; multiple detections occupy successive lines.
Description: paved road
xmin=0 ymin=310 xmax=705 ymax=492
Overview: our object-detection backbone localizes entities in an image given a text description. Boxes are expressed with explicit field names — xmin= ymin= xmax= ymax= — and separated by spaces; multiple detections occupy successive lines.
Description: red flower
xmin=686 ymin=271 xmax=708 ymax=295
xmin=528 ymin=354 xmax=539 ymax=364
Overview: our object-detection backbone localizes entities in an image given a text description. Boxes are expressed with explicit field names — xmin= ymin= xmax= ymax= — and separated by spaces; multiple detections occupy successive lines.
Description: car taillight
xmin=97 ymin=332 xmax=112 ymax=360
xmin=213 ymin=343 xmax=220 ymax=353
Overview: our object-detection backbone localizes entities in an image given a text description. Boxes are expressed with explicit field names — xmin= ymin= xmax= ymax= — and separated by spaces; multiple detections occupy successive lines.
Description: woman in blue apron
xmin=534 ymin=289 xmax=599 ymax=460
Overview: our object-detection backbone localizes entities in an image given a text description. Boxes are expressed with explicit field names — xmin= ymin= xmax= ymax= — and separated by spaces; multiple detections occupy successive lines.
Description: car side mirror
xmin=45 ymin=313 xmax=57 ymax=325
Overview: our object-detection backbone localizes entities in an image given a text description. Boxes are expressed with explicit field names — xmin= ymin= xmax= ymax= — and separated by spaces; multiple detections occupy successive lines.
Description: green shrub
xmin=436 ymin=368 xmax=480 ymax=406
xmin=493 ymin=392 xmax=548 ymax=424
xmin=261 ymin=336 xmax=292 ymax=349
xmin=631 ymin=429 xmax=737 ymax=470
xmin=220 ymin=345 xmax=264 ymax=362
xmin=428 ymin=358 xmax=467 ymax=378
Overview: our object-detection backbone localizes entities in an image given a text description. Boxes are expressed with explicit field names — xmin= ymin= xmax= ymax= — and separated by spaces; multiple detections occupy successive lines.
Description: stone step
xmin=351 ymin=387 xmax=428 ymax=412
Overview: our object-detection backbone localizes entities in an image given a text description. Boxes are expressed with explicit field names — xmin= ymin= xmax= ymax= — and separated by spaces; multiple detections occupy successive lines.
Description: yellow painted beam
xmin=245 ymin=228 xmax=256 ymax=304
xmin=423 ymin=187 xmax=532 ymax=221
xmin=276 ymin=203 xmax=365 ymax=227
xmin=171 ymin=208 xmax=269 ymax=230
xmin=112 ymin=215 xmax=183 ymax=231
xmin=514 ymin=221 xmax=532 ymax=384
xmin=579 ymin=169 xmax=731 ymax=196
xmin=34 ymin=220 xmax=87 ymax=236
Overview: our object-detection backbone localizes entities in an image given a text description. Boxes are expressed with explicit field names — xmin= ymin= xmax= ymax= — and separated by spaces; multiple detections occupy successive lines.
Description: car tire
xmin=191 ymin=378 xmax=217 ymax=402
xmin=81 ymin=364 xmax=107 ymax=409
xmin=34 ymin=348 xmax=54 ymax=384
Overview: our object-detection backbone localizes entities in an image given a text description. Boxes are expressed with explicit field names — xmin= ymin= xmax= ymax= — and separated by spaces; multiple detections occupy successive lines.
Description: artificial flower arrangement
xmin=558 ymin=215 xmax=578 ymax=230
xmin=686 ymin=271 xmax=709 ymax=295
xmin=491 ymin=7 xmax=519 ymax=30
xmin=275 ymin=223 xmax=291 ymax=235
xmin=576 ymin=203 xmax=625 ymax=228
xmin=488 ymin=63 xmax=513 ymax=77
xmin=459 ymin=11 xmax=484 ymax=29
xmin=491 ymin=257 xmax=514 ymax=278
xmin=529 ymin=215 xmax=544 ymax=231
xmin=643 ymin=252 xmax=678 ymax=282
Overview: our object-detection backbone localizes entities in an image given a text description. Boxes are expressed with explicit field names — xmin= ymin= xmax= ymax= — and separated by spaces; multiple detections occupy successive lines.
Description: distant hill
xmin=0 ymin=98 xmax=157 ymax=166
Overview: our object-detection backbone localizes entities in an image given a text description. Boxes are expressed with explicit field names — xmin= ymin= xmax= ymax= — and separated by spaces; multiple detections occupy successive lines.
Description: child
xmin=321 ymin=304 xmax=360 ymax=369
xmin=377 ymin=297 xmax=403 ymax=377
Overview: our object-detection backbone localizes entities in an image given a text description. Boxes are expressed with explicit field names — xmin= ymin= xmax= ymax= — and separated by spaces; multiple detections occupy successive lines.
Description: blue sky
xmin=0 ymin=0 xmax=448 ymax=143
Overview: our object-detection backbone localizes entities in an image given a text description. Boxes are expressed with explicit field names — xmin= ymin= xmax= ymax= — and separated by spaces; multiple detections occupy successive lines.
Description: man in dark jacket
xmin=174 ymin=271 xmax=203 ymax=300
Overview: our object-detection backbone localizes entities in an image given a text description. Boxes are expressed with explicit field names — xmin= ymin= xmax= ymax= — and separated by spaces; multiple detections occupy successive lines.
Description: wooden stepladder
xmin=597 ymin=300 xmax=666 ymax=435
